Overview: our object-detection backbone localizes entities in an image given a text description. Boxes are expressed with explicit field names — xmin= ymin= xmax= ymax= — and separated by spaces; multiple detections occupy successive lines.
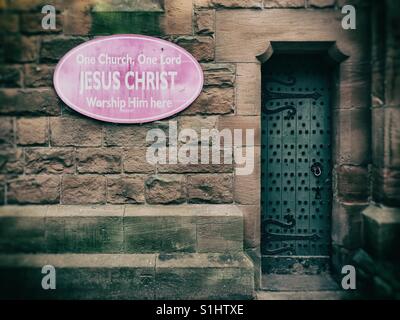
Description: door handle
xmin=311 ymin=162 xmax=322 ymax=177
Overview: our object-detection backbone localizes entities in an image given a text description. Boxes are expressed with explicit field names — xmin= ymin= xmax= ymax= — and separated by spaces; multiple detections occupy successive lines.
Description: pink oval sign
xmin=54 ymin=35 xmax=203 ymax=123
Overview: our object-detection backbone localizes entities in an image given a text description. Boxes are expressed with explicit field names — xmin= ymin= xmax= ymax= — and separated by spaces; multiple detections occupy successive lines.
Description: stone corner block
xmin=362 ymin=205 xmax=400 ymax=260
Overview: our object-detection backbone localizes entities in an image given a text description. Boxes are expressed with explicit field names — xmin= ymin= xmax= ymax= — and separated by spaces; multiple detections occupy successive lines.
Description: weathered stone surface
xmin=20 ymin=13 xmax=63 ymax=34
xmin=202 ymin=63 xmax=235 ymax=87
xmin=0 ymin=253 xmax=155 ymax=299
xmin=183 ymin=87 xmax=234 ymax=115
xmin=336 ymin=0 xmax=369 ymax=7
xmin=157 ymin=147 xmax=233 ymax=174
xmin=218 ymin=116 xmax=260 ymax=146
xmin=0 ymin=206 xmax=47 ymax=253
xmin=155 ymin=253 xmax=254 ymax=299
xmin=178 ymin=115 xmax=218 ymax=136
xmin=332 ymin=200 xmax=367 ymax=249
xmin=372 ymin=167 xmax=400 ymax=206
xmin=173 ymin=36 xmax=214 ymax=62
xmin=63 ymin=0 xmax=92 ymax=35
xmin=362 ymin=205 xmax=400 ymax=260
xmin=107 ymin=176 xmax=146 ymax=204
xmin=371 ymin=107 xmax=384 ymax=168
xmin=308 ymin=0 xmax=335 ymax=7
xmin=337 ymin=165 xmax=369 ymax=202
xmin=0 ymin=117 xmax=14 ymax=146
xmin=4 ymin=36 xmax=39 ymax=63
xmin=0 ymin=179 xmax=4 ymax=205
xmin=264 ymin=0 xmax=304 ymax=7
xmin=0 ymin=65 xmax=23 ymax=88
xmin=0 ymin=89 xmax=61 ymax=116
xmin=61 ymin=175 xmax=106 ymax=204
xmin=386 ymin=107 xmax=400 ymax=168
xmin=8 ymin=176 xmax=60 ymax=204
xmin=92 ymin=0 xmax=163 ymax=12
xmin=162 ymin=0 xmax=192 ymax=34
xmin=0 ymin=149 xmax=24 ymax=174
xmin=351 ymin=249 xmax=376 ymax=278
xmin=25 ymin=148 xmax=74 ymax=174
xmin=239 ymin=205 xmax=260 ymax=249
xmin=76 ymin=148 xmax=122 ymax=174
xmin=215 ymin=10 xmax=351 ymax=63
xmin=6 ymin=0 xmax=64 ymax=10
xmin=41 ymin=36 xmax=87 ymax=62
xmin=187 ymin=174 xmax=233 ymax=203
xmin=46 ymin=215 xmax=123 ymax=253
xmin=50 ymin=116 xmax=102 ymax=147
xmin=195 ymin=10 xmax=215 ymax=34
xmin=195 ymin=0 xmax=262 ymax=8
xmin=16 ymin=117 xmax=48 ymax=146
xmin=123 ymin=147 xmax=155 ymax=173
xmin=197 ymin=215 xmax=242 ymax=252
xmin=337 ymin=81 xmax=371 ymax=109
xmin=124 ymin=215 xmax=196 ymax=253
xmin=333 ymin=108 xmax=370 ymax=165
xmin=24 ymin=65 xmax=55 ymax=87
xmin=234 ymin=146 xmax=259 ymax=204
xmin=145 ymin=175 xmax=186 ymax=204
xmin=0 ymin=13 xmax=19 ymax=33
xmin=236 ymin=63 xmax=261 ymax=115
xmin=104 ymin=121 xmax=169 ymax=147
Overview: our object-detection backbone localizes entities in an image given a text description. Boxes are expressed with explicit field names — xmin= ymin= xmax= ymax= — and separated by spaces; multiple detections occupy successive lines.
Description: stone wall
xmin=354 ymin=0 xmax=400 ymax=299
xmin=0 ymin=0 xmax=398 ymax=298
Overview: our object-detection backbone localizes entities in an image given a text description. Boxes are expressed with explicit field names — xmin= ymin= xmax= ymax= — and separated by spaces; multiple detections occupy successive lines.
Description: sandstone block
xmin=16 ymin=117 xmax=48 ymax=146
xmin=183 ymin=87 xmax=234 ymax=115
xmin=24 ymin=65 xmax=55 ymax=87
xmin=202 ymin=63 xmax=235 ymax=87
xmin=0 ymin=117 xmax=14 ymax=146
xmin=145 ymin=175 xmax=186 ymax=204
xmin=61 ymin=175 xmax=106 ymax=204
xmin=162 ymin=0 xmax=193 ymax=35
xmin=50 ymin=116 xmax=102 ymax=147
xmin=0 ymin=13 xmax=19 ymax=33
xmin=0 ymin=149 xmax=24 ymax=174
xmin=0 ymin=65 xmax=23 ymax=88
xmin=123 ymin=147 xmax=155 ymax=173
xmin=195 ymin=10 xmax=215 ymax=34
xmin=25 ymin=148 xmax=74 ymax=174
xmin=104 ymin=121 xmax=169 ymax=147
xmin=236 ymin=63 xmax=261 ymax=115
xmin=41 ymin=36 xmax=87 ymax=62
xmin=76 ymin=148 xmax=122 ymax=174
xmin=197 ymin=215 xmax=243 ymax=252
xmin=124 ymin=215 xmax=196 ymax=253
xmin=173 ymin=36 xmax=214 ymax=62
xmin=7 ymin=176 xmax=60 ymax=204
xmin=337 ymin=165 xmax=369 ymax=202
xmin=187 ymin=174 xmax=233 ymax=203
xmin=0 ymin=89 xmax=61 ymax=116
xmin=21 ymin=13 xmax=63 ymax=34
xmin=107 ymin=176 xmax=146 ymax=204
xmin=4 ymin=36 xmax=39 ymax=63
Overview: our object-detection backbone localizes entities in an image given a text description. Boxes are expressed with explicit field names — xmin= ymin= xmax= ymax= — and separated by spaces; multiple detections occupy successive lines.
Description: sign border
xmin=53 ymin=34 xmax=204 ymax=124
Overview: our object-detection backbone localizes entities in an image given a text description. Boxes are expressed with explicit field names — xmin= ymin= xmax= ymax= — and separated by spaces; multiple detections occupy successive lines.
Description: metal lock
xmin=311 ymin=162 xmax=322 ymax=177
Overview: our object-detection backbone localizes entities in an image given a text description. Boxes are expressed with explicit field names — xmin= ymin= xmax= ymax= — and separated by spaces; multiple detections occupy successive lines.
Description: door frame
xmin=258 ymin=42 xmax=346 ymax=275
xmin=214 ymin=8 xmax=372 ymax=289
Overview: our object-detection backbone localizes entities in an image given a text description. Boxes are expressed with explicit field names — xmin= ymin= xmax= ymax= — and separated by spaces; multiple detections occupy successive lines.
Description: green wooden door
xmin=261 ymin=55 xmax=332 ymax=268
